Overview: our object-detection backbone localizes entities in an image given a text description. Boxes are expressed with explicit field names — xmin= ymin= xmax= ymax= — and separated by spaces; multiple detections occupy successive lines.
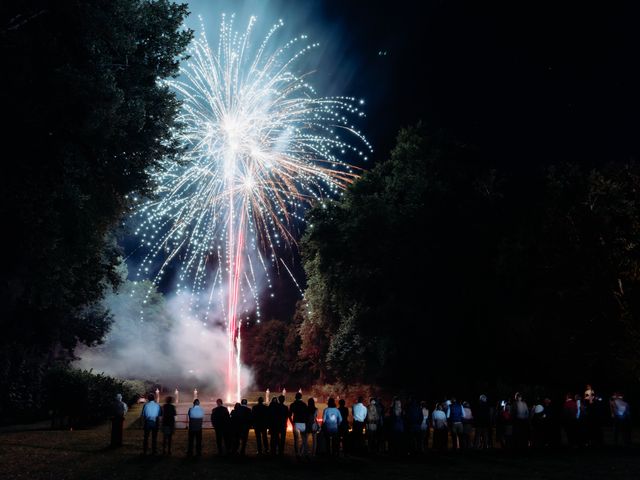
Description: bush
xmin=44 ymin=367 xmax=140 ymax=429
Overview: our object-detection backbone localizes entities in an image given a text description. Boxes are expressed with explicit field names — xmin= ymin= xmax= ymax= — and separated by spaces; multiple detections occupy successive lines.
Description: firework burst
xmin=131 ymin=14 xmax=371 ymax=401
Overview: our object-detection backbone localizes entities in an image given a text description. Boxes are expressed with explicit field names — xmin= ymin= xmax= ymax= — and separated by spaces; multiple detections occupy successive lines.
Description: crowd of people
xmin=110 ymin=386 xmax=633 ymax=457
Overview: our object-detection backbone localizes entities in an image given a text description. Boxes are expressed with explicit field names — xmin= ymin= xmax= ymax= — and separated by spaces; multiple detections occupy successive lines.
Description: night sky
xmin=131 ymin=0 xmax=640 ymax=322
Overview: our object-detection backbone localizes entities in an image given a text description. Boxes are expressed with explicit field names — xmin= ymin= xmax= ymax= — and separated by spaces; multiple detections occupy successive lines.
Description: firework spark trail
xmin=131 ymin=14 xmax=371 ymax=402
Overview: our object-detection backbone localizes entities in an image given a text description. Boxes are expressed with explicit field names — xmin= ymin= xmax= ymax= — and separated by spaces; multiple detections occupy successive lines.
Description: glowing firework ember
xmin=131 ymin=14 xmax=371 ymax=402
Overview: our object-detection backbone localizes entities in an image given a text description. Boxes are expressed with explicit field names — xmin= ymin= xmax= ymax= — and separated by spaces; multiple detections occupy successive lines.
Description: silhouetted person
xmin=474 ymin=395 xmax=492 ymax=449
xmin=290 ymin=392 xmax=308 ymax=457
xmin=211 ymin=398 xmax=230 ymax=455
xmin=366 ymin=398 xmax=381 ymax=454
xmin=161 ymin=396 xmax=176 ymax=455
xmin=390 ymin=397 xmax=405 ymax=455
xmin=405 ymin=397 xmax=423 ymax=454
xmin=141 ymin=393 xmax=161 ymax=455
xmin=447 ymin=397 xmax=465 ymax=451
xmin=512 ymin=393 xmax=529 ymax=449
xmin=275 ymin=395 xmax=289 ymax=455
xmin=584 ymin=387 xmax=605 ymax=447
xmin=338 ymin=399 xmax=349 ymax=454
xmin=110 ymin=393 xmax=127 ymax=448
xmin=268 ymin=397 xmax=281 ymax=455
xmin=187 ymin=399 xmax=204 ymax=457
xmin=562 ymin=393 xmax=578 ymax=446
xmin=611 ymin=392 xmax=631 ymax=446
xmin=230 ymin=399 xmax=252 ymax=456
xmin=252 ymin=396 xmax=269 ymax=454
xmin=306 ymin=398 xmax=319 ymax=456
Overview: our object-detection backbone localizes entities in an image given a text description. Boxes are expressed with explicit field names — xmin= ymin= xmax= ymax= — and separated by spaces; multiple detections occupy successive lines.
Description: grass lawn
xmin=1 ymin=405 xmax=639 ymax=480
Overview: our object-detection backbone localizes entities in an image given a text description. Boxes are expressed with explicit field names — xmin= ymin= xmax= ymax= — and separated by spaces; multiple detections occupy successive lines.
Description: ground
xmin=1 ymin=404 xmax=639 ymax=480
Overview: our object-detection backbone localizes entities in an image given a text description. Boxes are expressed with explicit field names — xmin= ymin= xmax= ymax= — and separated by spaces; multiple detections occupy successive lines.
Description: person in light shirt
xmin=141 ymin=393 xmax=161 ymax=455
xmin=187 ymin=399 xmax=204 ymax=457
xmin=432 ymin=403 xmax=448 ymax=451
xmin=352 ymin=396 xmax=367 ymax=453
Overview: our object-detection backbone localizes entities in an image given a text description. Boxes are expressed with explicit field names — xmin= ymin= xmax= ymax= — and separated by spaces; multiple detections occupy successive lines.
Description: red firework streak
xmin=227 ymin=194 xmax=246 ymax=403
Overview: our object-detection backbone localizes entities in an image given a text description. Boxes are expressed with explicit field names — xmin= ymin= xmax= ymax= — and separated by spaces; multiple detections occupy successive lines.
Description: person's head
xmin=370 ymin=398 xmax=376 ymax=405
xmin=216 ymin=398 xmax=223 ymax=406
xmin=116 ymin=393 xmax=122 ymax=401
xmin=514 ymin=392 xmax=522 ymax=401
xmin=278 ymin=395 xmax=285 ymax=404
xmin=295 ymin=392 xmax=302 ymax=400
xmin=308 ymin=398 xmax=315 ymax=408
xmin=450 ymin=396 xmax=457 ymax=404
xmin=565 ymin=392 xmax=573 ymax=401
xmin=463 ymin=401 xmax=470 ymax=408
xmin=234 ymin=402 xmax=241 ymax=410
xmin=165 ymin=396 xmax=173 ymax=404
xmin=241 ymin=398 xmax=248 ymax=406
xmin=420 ymin=400 xmax=427 ymax=408
xmin=270 ymin=397 xmax=278 ymax=405
xmin=339 ymin=399 xmax=345 ymax=407
xmin=147 ymin=393 xmax=155 ymax=402
xmin=193 ymin=399 xmax=200 ymax=406
xmin=479 ymin=394 xmax=487 ymax=403
xmin=357 ymin=396 xmax=364 ymax=404
xmin=328 ymin=397 xmax=336 ymax=408
xmin=257 ymin=396 xmax=264 ymax=404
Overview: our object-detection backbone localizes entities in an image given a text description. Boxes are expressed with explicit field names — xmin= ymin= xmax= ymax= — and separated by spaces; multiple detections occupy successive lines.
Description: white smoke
xmin=76 ymin=272 xmax=255 ymax=398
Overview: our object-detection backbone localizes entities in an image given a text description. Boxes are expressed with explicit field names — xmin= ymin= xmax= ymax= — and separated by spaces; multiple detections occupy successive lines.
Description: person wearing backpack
xmin=323 ymin=397 xmax=343 ymax=456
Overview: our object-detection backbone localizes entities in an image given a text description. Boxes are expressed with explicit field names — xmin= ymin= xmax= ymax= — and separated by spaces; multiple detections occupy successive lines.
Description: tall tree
xmin=0 ymin=0 xmax=192 ymax=420
xmin=301 ymin=123 xmax=640 ymax=394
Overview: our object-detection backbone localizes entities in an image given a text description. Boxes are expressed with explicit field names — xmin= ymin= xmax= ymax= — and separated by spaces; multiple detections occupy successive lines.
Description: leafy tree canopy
xmin=0 ymin=0 xmax=192 ymax=419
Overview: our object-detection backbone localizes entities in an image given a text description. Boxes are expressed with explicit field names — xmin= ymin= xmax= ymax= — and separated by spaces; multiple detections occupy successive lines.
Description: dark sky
xmin=259 ymin=0 xmax=640 ymax=320
xmin=314 ymin=0 xmax=640 ymax=168
xmin=133 ymin=1 xmax=640 ymax=322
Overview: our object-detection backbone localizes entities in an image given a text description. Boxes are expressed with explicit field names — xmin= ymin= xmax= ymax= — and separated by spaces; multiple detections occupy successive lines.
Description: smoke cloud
xmin=76 ymin=278 xmax=254 ymax=397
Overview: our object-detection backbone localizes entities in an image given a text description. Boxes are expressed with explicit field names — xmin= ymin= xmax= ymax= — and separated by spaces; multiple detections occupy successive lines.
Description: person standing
xmin=352 ymin=396 xmax=368 ymax=454
xmin=161 ymin=396 xmax=176 ymax=455
xmin=512 ymin=393 xmax=530 ymax=449
xmin=405 ymin=397 xmax=423 ymax=455
xmin=366 ymin=398 xmax=380 ymax=454
xmin=338 ymin=399 xmax=350 ymax=454
xmin=389 ymin=397 xmax=405 ymax=455
xmin=252 ymin=396 xmax=269 ymax=455
xmin=432 ymin=403 xmax=448 ymax=451
xmin=289 ymin=392 xmax=308 ymax=457
xmin=211 ymin=398 xmax=230 ymax=455
xmin=306 ymin=398 xmax=320 ymax=456
xmin=447 ymin=397 xmax=464 ymax=451
xmin=323 ymin=398 xmax=343 ymax=456
xmin=187 ymin=399 xmax=204 ymax=457
xmin=110 ymin=393 xmax=128 ymax=448
xmin=474 ymin=395 xmax=492 ymax=449
xmin=420 ymin=401 xmax=430 ymax=452
xmin=237 ymin=399 xmax=253 ymax=456
xmin=611 ymin=393 xmax=631 ymax=446
xmin=141 ymin=393 xmax=161 ymax=455
xmin=562 ymin=393 xmax=578 ymax=447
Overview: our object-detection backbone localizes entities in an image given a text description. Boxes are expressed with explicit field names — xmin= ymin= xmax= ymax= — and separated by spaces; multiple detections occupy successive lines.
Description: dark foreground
xmin=1 ymin=422 xmax=639 ymax=480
